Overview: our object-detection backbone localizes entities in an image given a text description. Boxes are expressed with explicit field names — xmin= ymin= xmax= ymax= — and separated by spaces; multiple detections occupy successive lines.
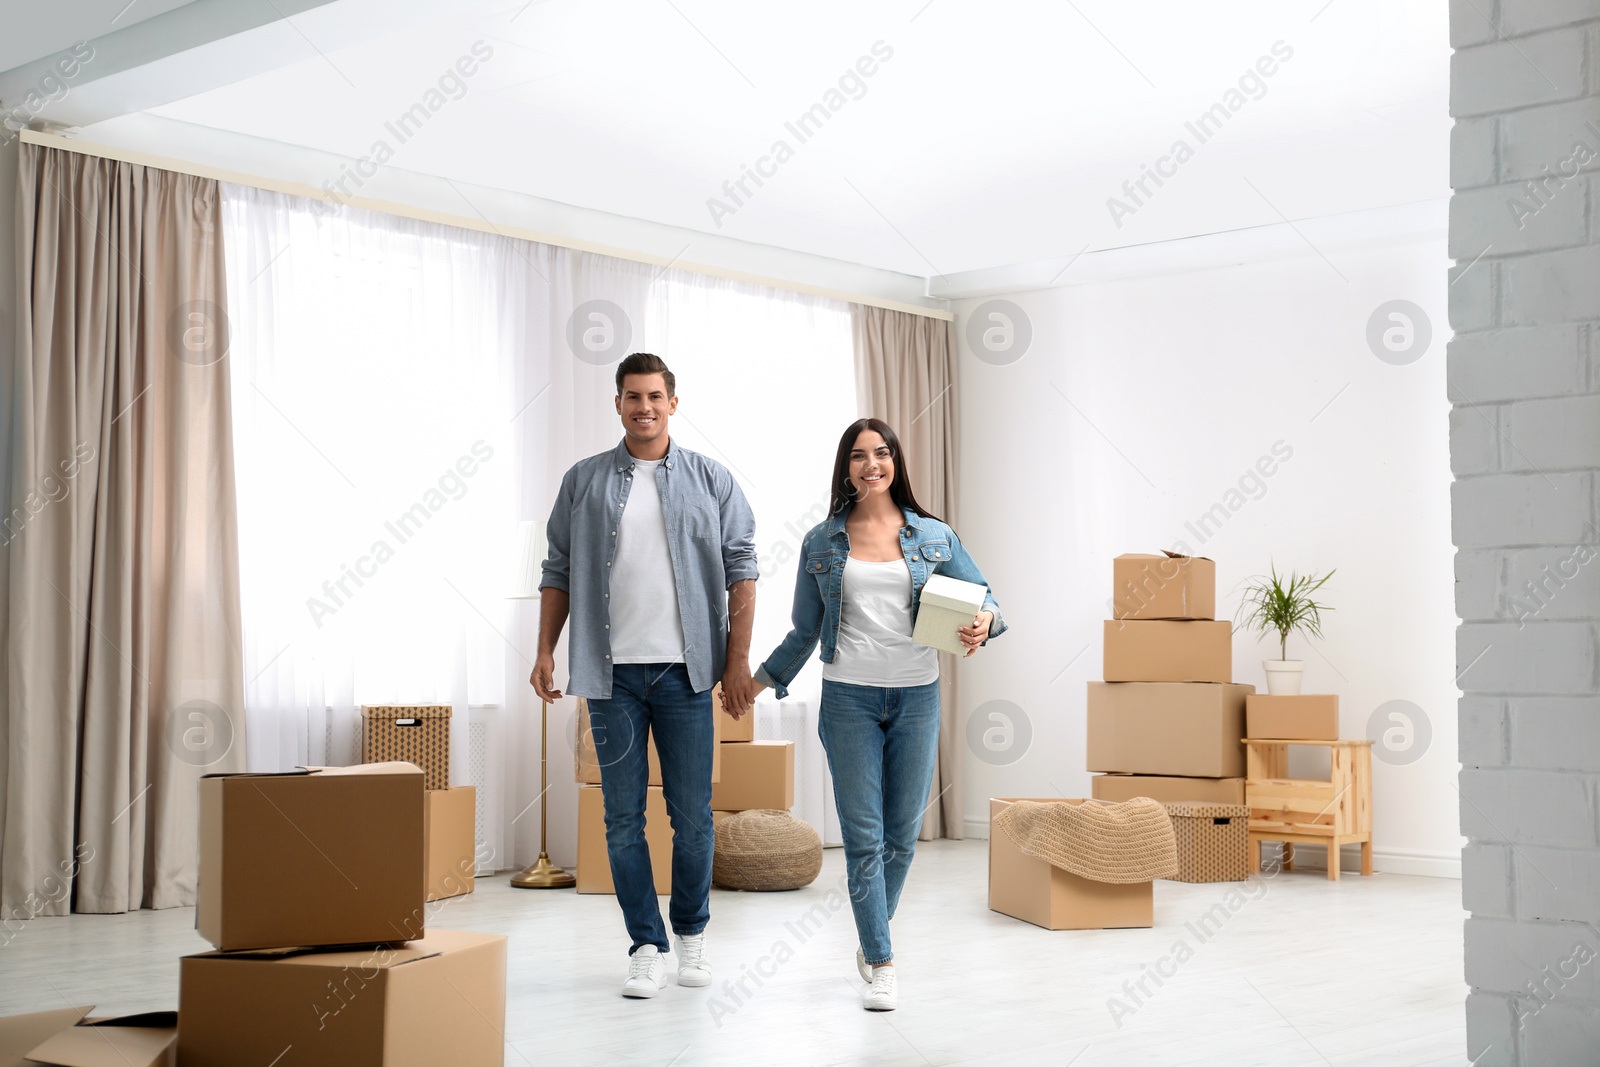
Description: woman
xmin=752 ymin=417 xmax=1005 ymax=1012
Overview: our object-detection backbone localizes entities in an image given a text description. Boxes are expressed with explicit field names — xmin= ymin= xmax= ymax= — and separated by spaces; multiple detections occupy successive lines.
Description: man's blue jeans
xmin=817 ymin=678 xmax=942 ymax=966
xmin=589 ymin=663 xmax=716 ymax=956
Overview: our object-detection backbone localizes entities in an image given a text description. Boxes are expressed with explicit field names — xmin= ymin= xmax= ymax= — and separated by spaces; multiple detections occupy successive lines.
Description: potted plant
xmin=1235 ymin=565 xmax=1334 ymax=695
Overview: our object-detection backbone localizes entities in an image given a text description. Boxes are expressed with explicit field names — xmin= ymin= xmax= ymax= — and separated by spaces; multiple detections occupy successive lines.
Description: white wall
xmin=951 ymin=221 xmax=1462 ymax=876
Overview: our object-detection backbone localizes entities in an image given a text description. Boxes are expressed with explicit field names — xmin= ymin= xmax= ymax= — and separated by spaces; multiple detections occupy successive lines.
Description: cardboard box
xmin=24 ymin=1012 xmax=177 ymax=1067
xmin=1103 ymin=619 xmax=1232 ymax=683
xmin=575 ymin=784 xmax=672 ymax=895
xmin=574 ymin=697 xmax=722 ymax=785
xmin=1091 ymin=774 xmax=1246 ymax=806
xmin=1167 ymin=802 xmax=1250 ymax=883
xmin=1113 ymin=552 xmax=1216 ymax=620
xmin=715 ymin=683 xmax=755 ymax=743
xmin=709 ymin=740 xmax=795 ymax=811
xmin=361 ymin=705 xmax=451 ymax=790
xmin=424 ymin=786 xmax=476 ymax=902
xmin=198 ymin=762 xmax=425 ymax=951
xmin=1246 ymin=694 xmax=1340 ymax=741
xmin=178 ymin=929 xmax=506 ymax=1067
xmin=988 ymin=798 xmax=1153 ymax=930
xmin=1086 ymin=682 xmax=1253 ymax=778
xmin=912 ymin=574 xmax=987 ymax=654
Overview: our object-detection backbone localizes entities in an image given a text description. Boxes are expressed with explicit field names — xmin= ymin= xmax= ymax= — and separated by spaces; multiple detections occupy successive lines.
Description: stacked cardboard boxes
xmin=0 ymin=762 xmax=510 ymax=1065
xmin=363 ymin=705 xmax=478 ymax=902
xmin=1087 ymin=552 xmax=1252 ymax=883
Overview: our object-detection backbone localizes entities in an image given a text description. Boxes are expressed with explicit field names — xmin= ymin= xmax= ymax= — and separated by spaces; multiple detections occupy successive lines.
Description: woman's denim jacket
xmin=755 ymin=507 xmax=1007 ymax=699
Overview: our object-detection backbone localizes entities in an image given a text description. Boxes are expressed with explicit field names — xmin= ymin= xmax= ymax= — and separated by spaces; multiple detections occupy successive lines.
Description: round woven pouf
xmin=713 ymin=809 xmax=823 ymax=891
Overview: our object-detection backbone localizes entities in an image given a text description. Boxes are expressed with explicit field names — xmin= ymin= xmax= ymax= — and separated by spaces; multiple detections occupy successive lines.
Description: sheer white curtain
xmin=221 ymin=185 xmax=853 ymax=870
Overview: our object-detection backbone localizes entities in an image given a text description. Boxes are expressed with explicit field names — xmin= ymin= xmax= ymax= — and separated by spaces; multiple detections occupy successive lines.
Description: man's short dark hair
xmin=615 ymin=352 xmax=675 ymax=397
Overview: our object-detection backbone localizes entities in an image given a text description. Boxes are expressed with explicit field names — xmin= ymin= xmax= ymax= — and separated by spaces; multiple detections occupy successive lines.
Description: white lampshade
xmin=509 ymin=520 xmax=547 ymax=599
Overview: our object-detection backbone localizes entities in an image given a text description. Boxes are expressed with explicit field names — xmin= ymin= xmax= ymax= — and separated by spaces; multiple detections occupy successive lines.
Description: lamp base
xmin=511 ymin=852 xmax=576 ymax=889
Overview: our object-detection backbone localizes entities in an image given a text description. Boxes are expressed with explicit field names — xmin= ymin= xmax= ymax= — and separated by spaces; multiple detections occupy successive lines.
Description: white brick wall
xmin=1453 ymin=3 xmax=1600 ymax=1062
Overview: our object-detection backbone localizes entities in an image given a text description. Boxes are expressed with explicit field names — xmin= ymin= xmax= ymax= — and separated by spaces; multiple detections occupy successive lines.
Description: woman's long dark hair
xmin=829 ymin=417 xmax=943 ymax=523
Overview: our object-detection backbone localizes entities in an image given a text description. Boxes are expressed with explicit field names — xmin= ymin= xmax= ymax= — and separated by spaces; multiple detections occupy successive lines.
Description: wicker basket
xmin=712 ymin=810 xmax=822 ymax=891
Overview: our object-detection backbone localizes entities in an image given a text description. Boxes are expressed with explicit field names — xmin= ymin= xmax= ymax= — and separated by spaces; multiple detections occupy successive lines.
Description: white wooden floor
xmin=0 ymin=840 xmax=1469 ymax=1066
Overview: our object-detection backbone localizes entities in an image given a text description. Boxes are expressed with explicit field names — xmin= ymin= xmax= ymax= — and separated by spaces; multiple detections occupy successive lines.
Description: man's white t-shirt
xmin=609 ymin=458 xmax=688 ymax=663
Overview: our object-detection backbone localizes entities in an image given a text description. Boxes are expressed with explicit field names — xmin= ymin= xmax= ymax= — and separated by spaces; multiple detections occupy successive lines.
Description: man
xmin=531 ymin=352 xmax=757 ymax=999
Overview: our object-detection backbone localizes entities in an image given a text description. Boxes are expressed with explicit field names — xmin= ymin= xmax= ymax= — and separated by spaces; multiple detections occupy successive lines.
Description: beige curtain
xmin=851 ymin=304 xmax=963 ymax=840
xmin=1 ymin=143 xmax=245 ymax=915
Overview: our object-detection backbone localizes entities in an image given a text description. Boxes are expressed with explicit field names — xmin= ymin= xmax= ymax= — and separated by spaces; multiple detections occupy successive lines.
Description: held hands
xmin=720 ymin=662 xmax=756 ymax=720
xmin=529 ymin=651 xmax=563 ymax=703
xmin=959 ymin=611 xmax=994 ymax=658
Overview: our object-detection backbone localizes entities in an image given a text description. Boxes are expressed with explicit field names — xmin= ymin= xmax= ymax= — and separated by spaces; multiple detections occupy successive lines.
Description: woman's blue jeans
xmin=818 ymin=677 xmax=942 ymax=966
xmin=589 ymin=663 xmax=715 ymax=956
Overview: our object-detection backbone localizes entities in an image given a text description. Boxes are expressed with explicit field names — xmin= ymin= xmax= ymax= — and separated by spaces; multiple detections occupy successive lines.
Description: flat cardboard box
xmin=1246 ymin=694 xmax=1340 ymax=741
xmin=912 ymin=573 xmax=986 ymax=654
xmin=574 ymin=697 xmax=722 ymax=785
xmin=575 ymin=784 xmax=673 ymax=895
xmin=1091 ymin=774 xmax=1246 ymax=806
xmin=715 ymin=683 xmax=754 ymax=743
xmin=178 ymin=929 xmax=506 ymax=1067
xmin=197 ymin=762 xmax=425 ymax=951
xmin=424 ymin=786 xmax=477 ymax=902
xmin=1103 ymin=619 xmax=1233 ymax=683
xmin=709 ymin=740 xmax=795 ymax=811
xmin=1086 ymin=682 xmax=1254 ymax=778
xmin=0 ymin=1007 xmax=90 ymax=1067
xmin=988 ymin=798 xmax=1153 ymax=930
xmin=26 ymin=1013 xmax=177 ymax=1067
xmin=1113 ymin=552 xmax=1216 ymax=620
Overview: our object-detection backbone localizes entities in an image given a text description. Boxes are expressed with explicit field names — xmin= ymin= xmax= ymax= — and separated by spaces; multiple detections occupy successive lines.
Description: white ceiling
xmin=84 ymin=0 xmax=1447 ymax=278
xmin=0 ymin=0 xmax=200 ymax=72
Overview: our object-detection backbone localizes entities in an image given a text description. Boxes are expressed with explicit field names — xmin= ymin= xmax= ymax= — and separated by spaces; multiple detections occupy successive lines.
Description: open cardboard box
xmin=197 ymin=761 xmax=425 ymax=951
xmin=1112 ymin=551 xmax=1216 ymax=620
xmin=0 ymin=1007 xmax=175 ymax=1067
xmin=989 ymin=798 xmax=1153 ymax=930
xmin=178 ymin=929 xmax=505 ymax=1067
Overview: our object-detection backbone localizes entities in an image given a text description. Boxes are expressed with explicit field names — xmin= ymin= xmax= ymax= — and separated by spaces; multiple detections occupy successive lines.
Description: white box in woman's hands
xmin=913 ymin=574 xmax=986 ymax=654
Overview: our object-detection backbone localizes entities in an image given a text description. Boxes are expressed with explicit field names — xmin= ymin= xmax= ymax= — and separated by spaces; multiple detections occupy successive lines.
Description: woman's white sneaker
xmin=622 ymin=945 xmax=667 ymax=998
xmin=863 ymin=967 xmax=898 ymax=1011
xmin=855 ymin=947 xmax=872 ymax=983
xmin=676 ymin=933 xmax=712 ymax=987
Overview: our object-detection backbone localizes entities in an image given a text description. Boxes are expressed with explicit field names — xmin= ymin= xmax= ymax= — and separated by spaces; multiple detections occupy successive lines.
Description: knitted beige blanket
xmin=993 ymin=798 xmax=1178 ymax=883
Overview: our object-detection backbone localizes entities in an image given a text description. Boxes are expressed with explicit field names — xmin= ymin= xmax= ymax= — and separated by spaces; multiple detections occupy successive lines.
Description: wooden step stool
xmin=1244 ymin=738 xmax=1373 ymax=881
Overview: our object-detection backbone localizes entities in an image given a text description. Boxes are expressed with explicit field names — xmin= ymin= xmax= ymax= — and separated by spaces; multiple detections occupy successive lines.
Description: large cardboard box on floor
xmin=198 ymin=762 xmax=425 ymax=951
xmin=1246 ymin=694 xmax=1340 ymax=741
xmin=710 ymin=740 xmax=795 ymax=811
xmin=1112 ymin=552 xmax=1216 ymax=620
xmin=424 ymin=786 xmax=477 ymax=902
xmin=576 ymin=784 xmax=673 ymax=894
xmin=988 ymin=798 xmax=1153 ymax=930
xmin=177 ymin=929 xmax=506 ymax=1067
xmin=1103 ymin=619 xmax=1233 ymax=683
xmin=1091 ymin=774 xmax=1246 ymax=806
xmin=0 ymin=1007 xmax=176 ymax=1067
xmin=1086 ymin=682 xmax=1253 ymax=778
xmin=575 ymin=698 xmax=722 ymax=785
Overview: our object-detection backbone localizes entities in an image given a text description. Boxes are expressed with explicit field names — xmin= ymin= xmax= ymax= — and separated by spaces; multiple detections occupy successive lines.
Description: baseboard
xmin=963 ymin=819 xmax=1461 ymax=879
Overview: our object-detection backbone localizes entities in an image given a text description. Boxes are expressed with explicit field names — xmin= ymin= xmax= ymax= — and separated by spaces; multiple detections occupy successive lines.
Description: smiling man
xmin=531 ymin=351 xmax=758 ymax=999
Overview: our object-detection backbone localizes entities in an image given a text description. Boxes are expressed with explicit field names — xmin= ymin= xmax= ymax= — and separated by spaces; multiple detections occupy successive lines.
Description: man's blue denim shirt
xmin=541 ymin=438 xmax=757 ymax=699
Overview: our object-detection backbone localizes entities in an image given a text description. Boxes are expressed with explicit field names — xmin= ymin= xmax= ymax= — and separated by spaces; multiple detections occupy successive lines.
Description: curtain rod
xmin=20 ymin=129 xmax=954 ymax=323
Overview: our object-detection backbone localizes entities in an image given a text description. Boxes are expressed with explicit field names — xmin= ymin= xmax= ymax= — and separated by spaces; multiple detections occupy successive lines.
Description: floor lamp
xmin=508 ymin=520 xmax=575 ymax=890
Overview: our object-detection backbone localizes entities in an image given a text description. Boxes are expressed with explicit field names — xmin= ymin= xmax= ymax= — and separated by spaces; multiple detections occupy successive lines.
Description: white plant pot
xmin=1262 ymin=660 xmax=1304 ymax=695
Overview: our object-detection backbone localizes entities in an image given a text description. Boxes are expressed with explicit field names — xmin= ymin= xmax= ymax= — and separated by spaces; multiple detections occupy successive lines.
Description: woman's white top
xmin=822 ymin=556 xmax=941 ymax=688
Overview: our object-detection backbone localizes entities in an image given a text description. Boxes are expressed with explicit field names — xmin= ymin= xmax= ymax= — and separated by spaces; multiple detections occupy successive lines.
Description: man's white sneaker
xmin=856 ymin=947 xmax=872 ymax=983
xmin=676 ymin=933 xmax=712 ymax=987
xmin=864 ymin=967 xmax=898 ymax=1011
xmin=622 ymin=945 xmax=667 ymax=998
